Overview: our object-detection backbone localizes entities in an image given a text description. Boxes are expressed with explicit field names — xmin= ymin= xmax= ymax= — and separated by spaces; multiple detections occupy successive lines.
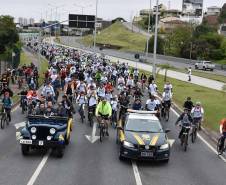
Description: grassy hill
xmin=82 ymin=22 xmax=146 ymax=52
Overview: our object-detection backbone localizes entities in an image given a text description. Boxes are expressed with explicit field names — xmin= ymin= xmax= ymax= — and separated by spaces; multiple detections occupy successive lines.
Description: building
xmin=182 ymin=0 xmax=203 ymax=17
xmin=23 ymin=18 xmax=28 ymax=26
xmin=207 ymin=6 xmax=221 ymax=16
xmin=203 ymin=15 xmax=219 ymax=27
xmin=29 ymin=18 xmax=35 ymax=25
xmin=139 ymin=9 xmax=152 ymax=17
xmin=18 ymin=17 xmax=23 ymax=26
xmin=162 ymin=9 xmax=182 ymax=18
xmin=159 ymin=16 xmax=187 ymax=32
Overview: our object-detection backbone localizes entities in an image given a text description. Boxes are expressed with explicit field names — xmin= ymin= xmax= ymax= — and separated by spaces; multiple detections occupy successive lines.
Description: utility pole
xmin=146 ymin=0 xmax=152 ymax=58
xmin=153 ymin=0 xmax=159 ymax=79
xmin=94 ymin=0 xmax=98 ymax=50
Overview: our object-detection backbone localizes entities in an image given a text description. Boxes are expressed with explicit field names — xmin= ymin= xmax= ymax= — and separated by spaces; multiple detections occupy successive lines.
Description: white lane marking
xmin=85 ymin=121 xmax=100 ymax=143
xmin=171 ymin=108 xmax=226 ymax=163
xmin=132 ymin=161 xmax=143 ymax=185
xmin=27 ymin=151 xmax=50 ymax=185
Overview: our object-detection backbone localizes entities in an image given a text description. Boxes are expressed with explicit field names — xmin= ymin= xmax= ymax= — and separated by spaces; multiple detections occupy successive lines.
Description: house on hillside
xmin=159 ymin=17 xmax=187 ymax=33
xmin=206 ymin=6 xmax=221 ymax=16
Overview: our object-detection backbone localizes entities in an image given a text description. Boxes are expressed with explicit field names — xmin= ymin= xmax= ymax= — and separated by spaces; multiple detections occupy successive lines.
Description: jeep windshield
xmin=28 ymin=116 xmax=68 ymax=126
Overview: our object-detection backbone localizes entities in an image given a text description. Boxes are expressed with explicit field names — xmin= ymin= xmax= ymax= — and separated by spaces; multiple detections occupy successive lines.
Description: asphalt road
xmin=59 ymin=36 xmax=226 ymax=77
xmin=0 ymin=89 xmax=225 ymax=185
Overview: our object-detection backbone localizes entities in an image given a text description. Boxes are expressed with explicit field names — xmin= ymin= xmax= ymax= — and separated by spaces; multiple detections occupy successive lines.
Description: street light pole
xmin=94 ymin=0 xmax=98 ymax=50
xmin=153 ymin=0 xmax=159 ymax=79
xmin=146 ymin=0 xmax=152 ymax=58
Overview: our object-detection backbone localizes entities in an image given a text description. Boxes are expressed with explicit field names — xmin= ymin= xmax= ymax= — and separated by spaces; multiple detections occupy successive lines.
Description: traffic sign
xmin=69 ymin=14 xmax=95 ymax=28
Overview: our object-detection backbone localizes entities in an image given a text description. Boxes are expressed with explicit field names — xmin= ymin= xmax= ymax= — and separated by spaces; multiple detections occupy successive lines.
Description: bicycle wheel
xmin=217 ymin=137 xmax=223 ymax=155
xmin=1 ymin=115 xmax=6 ymax=129
xmin=99 ymin=126 xmax=103 ymax=142
xmin=184 ymin=135 xmax=188 ymax=152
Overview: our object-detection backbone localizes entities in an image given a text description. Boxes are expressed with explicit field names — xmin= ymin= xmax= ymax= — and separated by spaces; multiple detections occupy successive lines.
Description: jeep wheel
xmin=21 ymin=145 xmax=29 ymax=156
xmin=56 ymin=148 xmax=64 ymax=158
xmin=195 ymin=65 xmax=198 ymax=69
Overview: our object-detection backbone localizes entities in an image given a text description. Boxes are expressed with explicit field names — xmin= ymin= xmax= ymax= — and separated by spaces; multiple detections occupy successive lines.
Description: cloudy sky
xmin=0 ymin=0 xmax=225 ymax=22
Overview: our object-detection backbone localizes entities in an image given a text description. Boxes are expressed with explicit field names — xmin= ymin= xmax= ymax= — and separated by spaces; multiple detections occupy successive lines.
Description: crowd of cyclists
xmin=0 ymin=39 xmax=224 ymax=154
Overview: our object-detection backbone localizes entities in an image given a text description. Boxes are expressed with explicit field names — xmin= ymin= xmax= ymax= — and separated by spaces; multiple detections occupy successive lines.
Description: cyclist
xmin=191 ymin=102 xmax=204 ymax=130
xmin=2 ymin=92 xmax=13 ymax=122
xmin=95 ymin=97 xmax=112 ymax=136
xmin=161 ymin=88 xmax=172 ymax=120
xmin=132 ymin=98 xmax=142 ymax=110
xmin=146 ymin=95 xmax=158 ymax=111
xmin=76 ymin=91 xmax=87 ymax=119
xmin=164 ymin=81 xmax=173 ymax=93
xmin=42 ymin=81 xmax=55 ymax=98
xmin=148 ymin=80 xmax=158 ymax=96
xmin=0 ymin=85 xmax=13 ymax=97
xmin=183 ymin=97 xmax=194 ymax=112
xmin=175 ymin=108 xmax=193 ymax=139
xmin=61 ymin=95 xmax=74 ymax=118
xmin=219 ymin=118 xmax=226 ymax=154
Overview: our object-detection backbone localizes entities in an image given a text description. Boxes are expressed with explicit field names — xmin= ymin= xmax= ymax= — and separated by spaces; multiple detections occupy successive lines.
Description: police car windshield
xmin=125 ymin=119 xmax=163 ymax=133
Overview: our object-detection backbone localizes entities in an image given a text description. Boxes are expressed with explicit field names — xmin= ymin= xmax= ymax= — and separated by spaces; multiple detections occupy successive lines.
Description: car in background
xmin=195 ymin=61 xmax=215 ymax=71
xmin=19 ymin=115 xmax=73 ymax=158
xmin=116 ymin=110 xmax=171 ymax=162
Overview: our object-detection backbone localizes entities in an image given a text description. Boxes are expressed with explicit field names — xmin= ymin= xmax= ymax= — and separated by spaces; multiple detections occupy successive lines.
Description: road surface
xmin=0 ymin=88 xmax=225 ymax=185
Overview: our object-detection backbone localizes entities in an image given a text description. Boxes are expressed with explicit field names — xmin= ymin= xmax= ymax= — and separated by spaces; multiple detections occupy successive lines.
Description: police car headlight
xmin=30 ymin=127 xmax=37 ymax=134
xmin=160 ymin=143 xmax=169 ymax=150
xmin=50 ymin=128 xmax=56 ymax=135
xmin=47 ymin=136 xmax=52 ymax=141
xmin=123 ymin=141 xmax=135 ymax=148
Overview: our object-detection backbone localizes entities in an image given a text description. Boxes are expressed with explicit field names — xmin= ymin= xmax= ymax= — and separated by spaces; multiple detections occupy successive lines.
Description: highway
xmin=0 ymin=89 xmax=225 ymax=185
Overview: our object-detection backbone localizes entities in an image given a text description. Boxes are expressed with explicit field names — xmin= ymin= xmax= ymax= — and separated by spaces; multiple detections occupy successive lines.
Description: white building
xmin=207 ymin=6 xmax=221 ymax=16
xmin=18 ymin=17 xmax=23 ymax=26
xmin=29 ymin=18 xmax=35 ymax=25
xmin=23 ymin=18 xmax=28 ymax=26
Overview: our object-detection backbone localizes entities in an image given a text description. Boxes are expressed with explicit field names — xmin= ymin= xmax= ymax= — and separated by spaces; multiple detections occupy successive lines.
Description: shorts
xmin=98 ymin=113 xmax=109 ymax=120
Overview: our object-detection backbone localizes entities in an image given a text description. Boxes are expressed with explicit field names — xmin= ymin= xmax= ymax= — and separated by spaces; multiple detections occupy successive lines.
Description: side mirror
xmin=117 ymin=126 xmax=123 ymax=130
xmin=165 ymin=129 xmax=171 ymax=133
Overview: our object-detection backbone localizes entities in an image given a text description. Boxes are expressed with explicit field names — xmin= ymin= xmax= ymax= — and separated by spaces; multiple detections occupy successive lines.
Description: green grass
xmin=82 ymin=22 xmax=146 ymax=52
xmin=139 ymin=69 xmax=225 ymax=132
xmin=19 ymin=51 xmax=32 ymax=66
xmin=38 ymin=58 xmax=49 ymax=85
xmin=214 ymin=59 xmax=226 ymax=65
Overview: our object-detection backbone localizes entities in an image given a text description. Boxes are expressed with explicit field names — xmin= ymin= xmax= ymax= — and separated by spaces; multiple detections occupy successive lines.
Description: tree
xmin=147 ymin=35 xmax=165 ymax=54
xmin=193 ymin=24 xmax=216 ymax=38
xmin=219 ymin=3 xmax=226 ymax=23
xmin=0 ymin=15 xmax=19 ymax=53
xmin=157 ymin=64 xmax=172 ymax=82
xmin=165 ymin=25 xmax=193 ymax=57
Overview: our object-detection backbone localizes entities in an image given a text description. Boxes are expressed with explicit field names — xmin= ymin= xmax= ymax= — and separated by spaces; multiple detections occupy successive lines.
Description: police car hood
xmin=124 ymin=131 xmax=166 ymax=146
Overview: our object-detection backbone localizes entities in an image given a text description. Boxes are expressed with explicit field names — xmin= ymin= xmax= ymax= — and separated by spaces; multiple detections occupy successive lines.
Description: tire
xmin=203 ymin=67 xmax=206 ymax=71
xmin=163 ymin=159 xmax=169 ymax=163
xmin=116 ymin=130 xmax=119 ymax=144
xmin=6 ymin=116 xmax=9 ymax=126
xmin=1 ymin=116 xmax=5 ymax=129
xmin=21 ymin=145 xmax=29 ymax=156
xmin=195 ymin=65 xmax=198 ymax=69
xmin=217 ymin=137 xmax=223 ymax=155
xmin=118 ymin=146 xmax=124 ymax=160
xmin=184 ymin=135 xmax=188 ymax=152
xmin=56 ymin=148 xmax=64 ymax=158
xmin=100 ymin=127 xmax=103 ymax=142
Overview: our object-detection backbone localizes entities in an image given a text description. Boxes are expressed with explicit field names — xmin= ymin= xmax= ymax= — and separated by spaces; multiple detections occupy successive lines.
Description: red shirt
xmin=220 ymin=118 xmax=226 ymax=132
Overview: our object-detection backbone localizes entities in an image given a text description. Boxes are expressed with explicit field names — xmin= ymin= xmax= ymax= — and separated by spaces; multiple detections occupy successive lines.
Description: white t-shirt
xmin=149 ymin=83 xmax=157 ymax=95
xmin=146 ymin=99 xmax=157 ymax=111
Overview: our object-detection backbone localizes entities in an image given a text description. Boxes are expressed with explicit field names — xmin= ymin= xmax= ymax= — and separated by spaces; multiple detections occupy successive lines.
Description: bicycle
xmin=99 ymin=115 xmax=109 ymax=142
xmin=0 ymin=106 xmax=10 ymax=129
xmin=78 ymin=103 xmax=85 ymax=123
xmin=191 ymin=123 xmax=198 ymax=143
xmin=88 ymin=105 xmax=95 ymax=127
xmin=161 ymin=102 xmax=170 ymax=122
xmin=180 ymin=126 xmax=191 ymax=152
xmin=217 ymin=135 xmax=226 ymax=155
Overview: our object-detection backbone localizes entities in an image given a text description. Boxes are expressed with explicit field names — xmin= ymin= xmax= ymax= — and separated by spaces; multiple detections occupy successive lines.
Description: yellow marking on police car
xmin=59 ymin=134 xmax=64 ymax=141
xmin=134 ymin=134 xmax=145 ymax=145
xmin=66 ymin=118 xmax=73 ymax=139
xmin=120 ymin=131 xmax=125 ymax=141
xmin=150 ymin=134 xmax=160 ymax=146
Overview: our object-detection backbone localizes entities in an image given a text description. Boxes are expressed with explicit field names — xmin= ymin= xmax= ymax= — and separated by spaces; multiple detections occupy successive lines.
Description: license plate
xmin=20 ymin=139 xmax=32 ymax=145
xmin=38 ymin=141 xmax=44 ymax=146
xmin=141 ymin=152 xmax=153 ymax=157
